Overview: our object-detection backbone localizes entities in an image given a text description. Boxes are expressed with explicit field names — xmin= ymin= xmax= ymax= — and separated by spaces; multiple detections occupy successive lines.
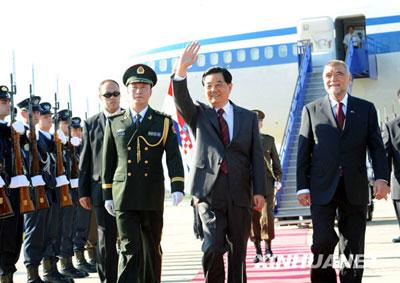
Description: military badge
xmin=116 ymin=129 xmax=126 ymax=136
xmin=148 ymin=131 xmax=161 ymax=137
xmin=137 ymin=66 xmax=145 ymax=74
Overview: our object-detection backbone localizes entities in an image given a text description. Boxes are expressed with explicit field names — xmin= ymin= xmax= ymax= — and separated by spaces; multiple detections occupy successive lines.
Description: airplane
xmin=127 ymin=3 xmax=400 ymax=219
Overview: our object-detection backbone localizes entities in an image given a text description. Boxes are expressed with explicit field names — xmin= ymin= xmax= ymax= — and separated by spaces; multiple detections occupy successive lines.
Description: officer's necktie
xmin=135 ymin=114 xmax=141 ymax=129
xmin=336 ymin=102 xmax=345 ymax=130
xmin=217 ymin=108 xmax=229 ymax=174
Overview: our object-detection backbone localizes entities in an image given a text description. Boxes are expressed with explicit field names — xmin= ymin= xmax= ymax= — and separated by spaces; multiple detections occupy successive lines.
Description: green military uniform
xmin=102 ymin=108 xmax=184 ymax=210
xmin=102 ymin=64 xmax=184 ymax=283
xmin=251 ymin=110 xmax=282 ymax=262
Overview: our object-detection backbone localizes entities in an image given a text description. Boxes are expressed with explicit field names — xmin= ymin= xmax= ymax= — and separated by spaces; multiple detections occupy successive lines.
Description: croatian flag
xmin=162 ymin=80 xmax=195 ymax=176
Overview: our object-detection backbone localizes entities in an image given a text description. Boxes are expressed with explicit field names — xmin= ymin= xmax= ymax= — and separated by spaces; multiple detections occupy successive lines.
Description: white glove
xmin=9 ymin=175 xmax=30 ymax=188
xmin=274 ymin=181 xmax=282 ymax=191
xmin=70 ymin=136 xmax=82 ymax=147
xmin=172 ymin=191 xmax=184 ymax=206
xmin=104 ymin=200 xmax=116 ymax=217
xmin=31 ymin=175 xmax=46 ymax=186
xmin=56 ymin=129 xmax=68 ymax=144
xmin=12 ymin=120 xmax=25 ymax=135
xmin=0 ymin=176 xmax=5 ymax=188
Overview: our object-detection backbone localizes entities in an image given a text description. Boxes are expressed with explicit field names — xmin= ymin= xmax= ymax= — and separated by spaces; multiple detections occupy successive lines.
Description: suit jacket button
xmin=144 ymin=160 xmax=148 ymax=164
xmin=128 ymin=146 xmax=131 ymax=151
xmin=144 ymin=147 xmax=149 ymax=151
xmin=128 ymin=160 xmax=132 ymax=164
xmin=128 ymin=172 xmax=132 ymax=176
xmin=144 ymin=173 xmax=148 ymax=177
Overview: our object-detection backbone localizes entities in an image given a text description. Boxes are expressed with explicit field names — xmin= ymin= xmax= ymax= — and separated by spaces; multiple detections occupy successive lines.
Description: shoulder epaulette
xmin=109 ymin=110 xmax=126 ymax=119
xmin=153 ymin=109 xmax=171 ymax=119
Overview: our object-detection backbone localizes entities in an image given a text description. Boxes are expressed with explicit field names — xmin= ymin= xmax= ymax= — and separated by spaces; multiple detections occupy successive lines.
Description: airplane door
xmin=298 ymin=17 xmax=336 ymax=68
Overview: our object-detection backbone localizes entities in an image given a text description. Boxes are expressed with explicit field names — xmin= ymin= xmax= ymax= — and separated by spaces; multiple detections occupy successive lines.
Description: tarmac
xmin=13 ymin=195 xmax=400 ymax=282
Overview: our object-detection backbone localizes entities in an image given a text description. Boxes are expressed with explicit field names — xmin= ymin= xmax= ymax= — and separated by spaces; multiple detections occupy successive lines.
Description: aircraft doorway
xmin=335 ymin=15 xmax=366 ymax=61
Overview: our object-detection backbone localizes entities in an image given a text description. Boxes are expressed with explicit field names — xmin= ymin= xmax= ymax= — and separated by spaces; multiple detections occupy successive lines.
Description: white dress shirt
xmin=216 ymin=102 xmax=234 ymax=141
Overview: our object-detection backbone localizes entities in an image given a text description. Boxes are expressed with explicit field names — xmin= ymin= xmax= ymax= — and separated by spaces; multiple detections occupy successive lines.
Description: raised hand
xmin=176 ymin=42 xmax=201 ymax=78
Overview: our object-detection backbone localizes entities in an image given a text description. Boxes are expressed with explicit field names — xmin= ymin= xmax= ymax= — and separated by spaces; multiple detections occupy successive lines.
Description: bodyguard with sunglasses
xmin=78 ymin=79 xmax=121 ymax=283
xmin=102 ymin=64 xmax=184 ymax=283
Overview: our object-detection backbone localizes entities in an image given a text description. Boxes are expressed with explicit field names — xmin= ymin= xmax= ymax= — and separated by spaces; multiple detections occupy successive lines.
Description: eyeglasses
xmin=102 ymin=91 xmax=120 ymax=98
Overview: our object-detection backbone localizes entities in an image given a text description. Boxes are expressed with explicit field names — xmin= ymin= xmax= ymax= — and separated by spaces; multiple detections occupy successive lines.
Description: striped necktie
xmin=217 ymin=108 xmax=229 ymax=174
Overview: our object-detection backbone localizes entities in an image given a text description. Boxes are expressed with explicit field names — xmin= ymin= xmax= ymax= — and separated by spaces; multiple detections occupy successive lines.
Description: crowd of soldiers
xmin=0 ymin=84 xmax=98 ymax=283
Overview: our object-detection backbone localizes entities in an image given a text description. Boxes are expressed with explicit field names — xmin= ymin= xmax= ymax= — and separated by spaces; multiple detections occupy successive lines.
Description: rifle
xmin=10 ymin=74 xmax=35 ymax=214
xmin=54 ymin=92 xmax=73 ymax=208
xmin=67 ymin=100 xmax=79 ymax=183
xmin=0 ymin=81 xmax=14 ymax=219
xmin=28 ymin=84 xmax=49 ymax=210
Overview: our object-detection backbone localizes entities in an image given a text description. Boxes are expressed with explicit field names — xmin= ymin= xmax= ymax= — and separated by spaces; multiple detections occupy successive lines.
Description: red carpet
xmin=191 ymin=227 xmax=313 ymax=282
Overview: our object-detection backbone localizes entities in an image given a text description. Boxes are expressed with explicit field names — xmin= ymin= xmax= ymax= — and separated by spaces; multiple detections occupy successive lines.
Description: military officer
xmin=71 ymin=117 xmax=96 ymax=273
xmin=251 ymin=110 xmax=282 ymax=263
xmin=0 ymin=85 xmax=25 ymax=283
xmin=102 ymin=64 xmax=185 ymax=283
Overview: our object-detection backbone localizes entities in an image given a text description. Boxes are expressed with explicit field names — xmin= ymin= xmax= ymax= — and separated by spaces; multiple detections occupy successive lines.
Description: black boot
xmin=0 ymin=273 xmax=13 ymax=283
xmin=59 ymin=257 xmax=89 ymax=278
xmin=253 ymin=241 xmax=263 ymax=263
xmin=27 ymin=266 xmax=44 ymax=283
xmin=42 ymin=259 xmax=72 ymax=283
xmin=264 ymin=239 xmax=277 ymax=262
xmin=74 ymin=250 xmax=97 ymax=273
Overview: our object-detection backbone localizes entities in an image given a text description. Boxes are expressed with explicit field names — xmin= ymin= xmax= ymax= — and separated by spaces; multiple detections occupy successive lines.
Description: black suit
xmin=173 ymin=78 xmax=266 ymax=282
xmin=383 ymin=117 xmax=400 ymax=231
xmin=297 ymin=94 xmax=388 ymax=283
xmin=79 ymin=112 xmax=118 ymax=283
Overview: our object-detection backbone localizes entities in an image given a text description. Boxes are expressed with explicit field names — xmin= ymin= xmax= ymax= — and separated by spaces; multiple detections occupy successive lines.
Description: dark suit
xmin=79 ymin=112 xmax=118 ymax=283
xmin=172 ymin=78 xmax=266 ymax=283
xmin=297 ymin=94 xmax=388 ymax=283
xmin=102 ymin=107 xmax=184 ymax=283
xmin=383 ymin=117 xmax=400 ymax=230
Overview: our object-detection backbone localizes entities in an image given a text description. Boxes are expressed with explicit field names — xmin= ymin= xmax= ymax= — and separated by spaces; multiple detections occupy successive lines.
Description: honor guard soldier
xmin=55 ymin=110 xmax=88 ymax=279
xmin=70 ymin=117 xmax=96 ymax=273
xmin=17 ymin=96 xmax=52 ymax=283
xmin=37 ymin=102 xmax=71 ymax=283
xmin=250 ymin=110 xmax=282 ymax=263
xmin=102 ymin=64 xmax=185 ymax=283
xmin=0 ymin=85 xmax=26 ymax=283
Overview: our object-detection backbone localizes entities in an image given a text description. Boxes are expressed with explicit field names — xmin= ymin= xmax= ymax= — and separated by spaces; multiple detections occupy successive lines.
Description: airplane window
xmin=264 ymin=46 xmax=273 ymax=59
xmin=210 ymin=53 xmax=219 ymax=65
xmin=159 ymin=59 xmax=168 ymax=72
xmin=237 ymin=49 xmax=246 ymax=62
xmin=250 ymin=48 xmax=260 ymax=61
xmin=292 ymin=44 xmax=297 ymax=56
xmin=223 ymin=51 xmax=232 ymax=63
xmin=197 ymin=54 xmax=206 ymax=67
xmin=278 ymin=45 xmax=288 ymax=57
xmin=147 ymin=61 xmax=156 ymax=70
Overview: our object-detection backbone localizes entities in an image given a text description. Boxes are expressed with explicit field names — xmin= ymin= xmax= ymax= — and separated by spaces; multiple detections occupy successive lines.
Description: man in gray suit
xmin=78 ymin=79 xmax=121 ymax=283
xmin=297 ymin=59 xmax=389 ymax=283
xmin=173 ymin=42 xmax=266 ymax=283
xmin=383 ymin=88 xmax=400 ymax=243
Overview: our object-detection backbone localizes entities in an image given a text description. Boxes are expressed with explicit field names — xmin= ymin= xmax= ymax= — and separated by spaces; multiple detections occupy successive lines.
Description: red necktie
xmin=217 ymin=108 xmax=229 ymax=174
xmin=336 ymin=102 xmax=345 ymax=129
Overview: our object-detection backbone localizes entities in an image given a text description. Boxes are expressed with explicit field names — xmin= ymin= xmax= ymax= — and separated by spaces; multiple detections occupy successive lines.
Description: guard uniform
xmin=0 ymin=86 xmax=24 ymax=283
xmin=102 ymin=64 xmax=184 ymax=283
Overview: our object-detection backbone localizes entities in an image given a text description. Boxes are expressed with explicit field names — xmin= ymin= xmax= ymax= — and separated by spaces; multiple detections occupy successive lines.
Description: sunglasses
xmin=102 ymin=91 xmax=120 ymax=98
